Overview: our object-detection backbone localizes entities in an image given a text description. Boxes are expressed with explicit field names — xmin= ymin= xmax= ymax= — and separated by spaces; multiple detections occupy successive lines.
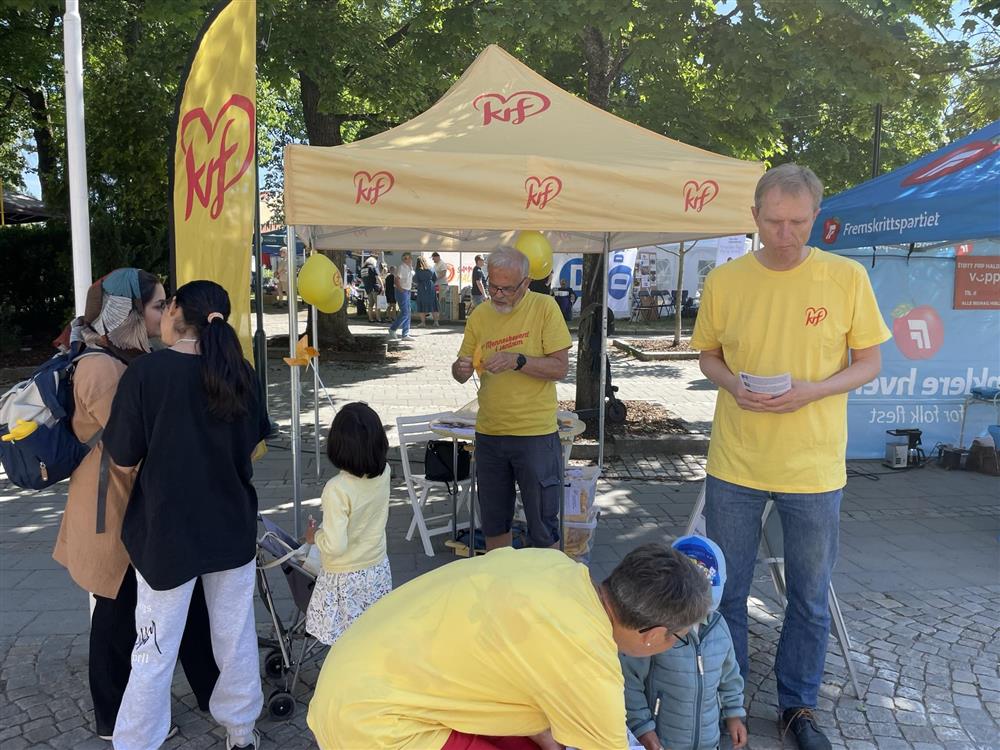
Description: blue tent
xmin=809 ymin=119 xmax=1000 ymax=250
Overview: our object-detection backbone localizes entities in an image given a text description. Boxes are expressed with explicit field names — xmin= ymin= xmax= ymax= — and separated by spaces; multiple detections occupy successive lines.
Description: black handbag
xmin=424 ymin=440 xmax=471 ymax=495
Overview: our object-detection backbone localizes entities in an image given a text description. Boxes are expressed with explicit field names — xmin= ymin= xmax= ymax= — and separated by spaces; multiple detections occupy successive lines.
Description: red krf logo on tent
xmin=179 ymin=94 xmax=255 ymax=220
xmin=472 ymin=91 xmax=550 ymax=125
xmin=524 ymin=176 xmax=562 ymax=209
xmin=683 ymin=180 xmax=719 ymax=212
xmin=354 ymin=170 xmax=394 ymax=205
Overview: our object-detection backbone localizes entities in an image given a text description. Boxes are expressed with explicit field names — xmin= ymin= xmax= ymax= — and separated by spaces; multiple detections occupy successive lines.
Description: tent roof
xmin=2 ymin=191 xmax=57 ymax=225
xmin=809 ymin=119 xmax=1000 ymax=250
xmin=284 ymin=45 xmax=763 ymax=253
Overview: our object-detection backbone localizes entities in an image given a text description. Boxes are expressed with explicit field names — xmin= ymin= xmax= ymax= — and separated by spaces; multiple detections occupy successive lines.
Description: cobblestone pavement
xmin=2 ymin=317 xmax=998 ymax=749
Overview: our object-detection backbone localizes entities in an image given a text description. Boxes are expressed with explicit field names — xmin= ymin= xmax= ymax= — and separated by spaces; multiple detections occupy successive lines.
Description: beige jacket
xmin=52 ymin=354 xmax=138 ymax=598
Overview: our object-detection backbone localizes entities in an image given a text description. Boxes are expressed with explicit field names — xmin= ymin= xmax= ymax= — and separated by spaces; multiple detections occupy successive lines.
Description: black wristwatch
xmin=514 ymin=353 xmax=527 ymax=371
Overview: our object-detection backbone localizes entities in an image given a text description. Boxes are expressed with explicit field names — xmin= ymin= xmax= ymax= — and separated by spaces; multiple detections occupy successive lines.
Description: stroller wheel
xmin=264 ymin=649 xmax=285 ymax=679
xmin=267 ymin=689 xmax=296 ymax=720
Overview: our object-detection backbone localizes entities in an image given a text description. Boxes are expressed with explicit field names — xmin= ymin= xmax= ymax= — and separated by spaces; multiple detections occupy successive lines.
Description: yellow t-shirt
xmin=313 ymin=465 xmax=390 ymax=573
xmin=459 ymin=292 xmax=572 ymax=436
xmin=306 ymin=548 xmax=627 ymax=750
xmin=691 ymin=248 xmax=891 ymax=493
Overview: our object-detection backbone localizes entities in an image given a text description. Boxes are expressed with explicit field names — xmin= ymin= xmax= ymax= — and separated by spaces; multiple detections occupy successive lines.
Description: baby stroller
xmin=256 ymin=514 xmax=325 ymax=720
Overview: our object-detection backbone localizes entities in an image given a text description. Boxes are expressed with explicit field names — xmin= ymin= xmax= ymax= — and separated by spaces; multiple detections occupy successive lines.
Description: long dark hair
xmin=326 ymin=402 xmax=388 ymax=478
xmin=137 ymin=270 xmax=160 ymax=307
xmin=173 ymin=280 xmax=254 ymax=421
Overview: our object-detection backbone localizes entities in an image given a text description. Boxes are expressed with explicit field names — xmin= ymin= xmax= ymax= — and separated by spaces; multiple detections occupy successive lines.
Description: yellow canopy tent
xmin=285 ymin=44 xmax=762 ymax=252
xmin=280 ymin=45 xmax=764 ymax=531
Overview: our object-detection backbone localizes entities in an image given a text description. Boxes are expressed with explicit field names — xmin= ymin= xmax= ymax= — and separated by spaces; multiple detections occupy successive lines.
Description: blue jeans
xmin=389 ymin=290 xmax=410 ymax=336
xmin=704 ymin=474 xmax=841 ymax=711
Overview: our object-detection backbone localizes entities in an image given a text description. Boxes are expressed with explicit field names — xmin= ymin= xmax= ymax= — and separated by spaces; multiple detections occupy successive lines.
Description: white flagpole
xmin=63 ymin=1 xmax=92 ymax=315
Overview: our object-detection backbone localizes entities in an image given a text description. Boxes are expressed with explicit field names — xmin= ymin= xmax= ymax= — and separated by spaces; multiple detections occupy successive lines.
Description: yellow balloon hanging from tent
xmin=514 ymin=230 xmax=553 ymax=280
xmin=298 ymin=252 xmax=345 ymax=313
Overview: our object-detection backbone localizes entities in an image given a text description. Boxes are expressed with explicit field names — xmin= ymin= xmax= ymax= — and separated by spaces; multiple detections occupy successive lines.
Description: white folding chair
xmin=396 ymin=413 xmax=473 ymax=557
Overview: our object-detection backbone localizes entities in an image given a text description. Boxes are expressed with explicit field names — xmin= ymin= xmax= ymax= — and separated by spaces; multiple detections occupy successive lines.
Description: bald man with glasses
xmin=452 ymin=246 xmax=572 ymax=552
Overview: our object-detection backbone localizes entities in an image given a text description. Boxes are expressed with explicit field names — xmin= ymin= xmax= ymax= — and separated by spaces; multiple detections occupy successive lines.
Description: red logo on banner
xmin=472 ymin=91 xmax=550 ymax=125
xmin=822 ymin=217 xmax=842 ymax=244
xmin=893 ymin=305 xmax=944 ymax=359
xmin=956 ymin=242 xmax=973 ymax=256
xmin=179 ymin=94 xmax=255 ymax=220
xmin=682 ymin=180 xmax=719 ymax=212
xmin=805 ymin=306 xmax=828 ymax=326
xmin=353 ymin=171 xmax=395 ymax=205
xmin=901 ymin=140 xmax=1000 ymax=186
xmin=524 ymin=176 xmax=562 ymax=209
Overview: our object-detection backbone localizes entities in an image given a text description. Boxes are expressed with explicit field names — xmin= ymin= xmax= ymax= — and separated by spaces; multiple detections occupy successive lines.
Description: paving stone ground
xmin=1 ymin=316 xmax=998 ymax=749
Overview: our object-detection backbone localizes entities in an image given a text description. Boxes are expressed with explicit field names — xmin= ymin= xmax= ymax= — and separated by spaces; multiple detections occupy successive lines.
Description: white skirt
xmin=305 ymin=556 xmax=392 ymax=645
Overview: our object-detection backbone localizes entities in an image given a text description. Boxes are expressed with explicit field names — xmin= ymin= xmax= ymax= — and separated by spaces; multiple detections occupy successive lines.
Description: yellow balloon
xmin=514 ymin=230 xmax=553 ymax=280
xmin=298 ymin=252 xmax=346 ymax=313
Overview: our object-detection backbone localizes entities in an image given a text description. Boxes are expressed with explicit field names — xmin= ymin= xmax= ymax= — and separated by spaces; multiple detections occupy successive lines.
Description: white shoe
xmin=390 ymin=328 xmax=401 ymax=338
xmin=228 ymin=728 xmax=260 ymax=749
xmin=102 ymin=725 xmax=179 ymax=742
xmin=402 ymin=335 xmax=416 ymax=341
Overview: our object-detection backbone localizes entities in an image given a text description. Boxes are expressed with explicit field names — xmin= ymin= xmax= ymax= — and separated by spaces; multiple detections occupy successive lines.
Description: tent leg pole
xmin=752 ymin=232 xmax=760 ymax=254
xmin=598 ymin=234 xmax=610 ymax=471
xmin=286 ymin=226 xmax=302 ymax=538
xmin=313 ymin=304 xmax=321 ymax=480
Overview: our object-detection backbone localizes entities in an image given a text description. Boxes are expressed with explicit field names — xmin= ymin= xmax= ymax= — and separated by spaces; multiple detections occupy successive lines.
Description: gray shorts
xmin=475 ymin=432 xmax=562 ymax=547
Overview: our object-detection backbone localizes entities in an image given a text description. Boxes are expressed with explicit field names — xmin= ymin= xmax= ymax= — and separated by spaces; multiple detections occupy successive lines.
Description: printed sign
xmin=954 ymin=256 xmax=1000 ymax=310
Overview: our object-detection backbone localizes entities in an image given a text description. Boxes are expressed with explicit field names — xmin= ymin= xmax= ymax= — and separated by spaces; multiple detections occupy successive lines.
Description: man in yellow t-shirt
xmin=307 ymin=544 xmax=712 ymax=750
xmin=452 ymin=246 xmax=572 ymax=551
xmin=691 ymin=164 xmax=890 ymax=750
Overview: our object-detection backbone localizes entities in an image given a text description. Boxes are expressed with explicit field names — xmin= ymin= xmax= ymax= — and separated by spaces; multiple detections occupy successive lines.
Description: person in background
xmin=621 ymin=536 xmax=747 ymax=750
xmin=274 ymin=247 xmax=289 ymax=306
xmin=303 ymin=402 xmax=393 ymax=645
xmin=553 ymin=278 xmax=577 ymax=323
xmin=384 ymin=265 xmax=398 ymax=319
xmin=104 ymin=280 xmax=271 ymax=750
xmin=414 ymin=256 xmax=440 ymax=327
xmin=432 ymin=252 xmax=450 ymax=321
xmin=307 ymin=543 xmax=712 ymax=750
xmin=388 ymin=252 xmax=414 ymax=341
xmin=692 ymin=164 xmax=890 ymax=750
xmin=527 ymin=271 xmax=551 ymax=295
xmin=55 ymin=269 xmax=218 ymax=742
xmin=362 ymin=257 xmax=383 ymax=323
xmin=470 ymin=254 xmax=488 ymax=311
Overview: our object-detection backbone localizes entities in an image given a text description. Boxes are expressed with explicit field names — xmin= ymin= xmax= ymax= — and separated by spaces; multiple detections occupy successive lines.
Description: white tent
xmin=281 ymin=45 xmax=763 ymax=529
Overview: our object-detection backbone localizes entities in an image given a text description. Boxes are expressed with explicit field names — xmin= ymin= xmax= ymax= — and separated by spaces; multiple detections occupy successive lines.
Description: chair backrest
xmin=395 ymin=412 xmax=454 ymax=481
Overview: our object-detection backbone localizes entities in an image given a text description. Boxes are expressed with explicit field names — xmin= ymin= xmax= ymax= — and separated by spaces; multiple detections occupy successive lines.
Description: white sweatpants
xmin=113 ymin=560 xmax=262 ymax=750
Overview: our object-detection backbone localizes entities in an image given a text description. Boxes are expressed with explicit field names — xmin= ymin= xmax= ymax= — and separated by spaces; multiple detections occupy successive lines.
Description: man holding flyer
xmin=691 ymin=164 xmax=891 ymax=750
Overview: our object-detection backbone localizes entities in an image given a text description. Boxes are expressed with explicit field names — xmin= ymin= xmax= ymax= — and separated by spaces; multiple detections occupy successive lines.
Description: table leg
xmin=469 ymin=449 xmax=477 ymax=558
xmin=451 ymin=438 xmax=459 ymax=543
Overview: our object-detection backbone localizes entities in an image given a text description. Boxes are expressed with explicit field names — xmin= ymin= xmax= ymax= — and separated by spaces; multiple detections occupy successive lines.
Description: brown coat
xmin=52 ymin=354 xmax=138 ymax=598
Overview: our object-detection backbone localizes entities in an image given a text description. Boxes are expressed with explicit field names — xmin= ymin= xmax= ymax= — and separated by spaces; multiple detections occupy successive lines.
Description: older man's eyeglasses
xmin=638 ymin=625 xmax=690 ymax=646
xmin=488 ymin=278 xmax=526 ymax=296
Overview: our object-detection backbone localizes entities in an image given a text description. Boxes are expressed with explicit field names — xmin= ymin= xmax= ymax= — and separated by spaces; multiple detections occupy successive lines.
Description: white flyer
xmin=739 ymin=371 xmax=792 ymax=396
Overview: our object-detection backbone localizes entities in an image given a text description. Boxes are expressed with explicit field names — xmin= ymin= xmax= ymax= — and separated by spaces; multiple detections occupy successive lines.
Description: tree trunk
xmin=574 ymin=26 xmax=629 ymax=415
xmin=298 ymin=71 xmax=355 ymax=349
xmin=574 ymin=253 xmax=604 ymax=411
xmin=673 ymin=242 xmax=685 ymax=346
xmin=19 ymin=86 xmax=58 ymax=209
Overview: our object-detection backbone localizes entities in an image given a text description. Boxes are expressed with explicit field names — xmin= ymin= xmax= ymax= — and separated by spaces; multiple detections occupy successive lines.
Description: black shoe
xmin=780 ymin=708 xmax=831 ymax=750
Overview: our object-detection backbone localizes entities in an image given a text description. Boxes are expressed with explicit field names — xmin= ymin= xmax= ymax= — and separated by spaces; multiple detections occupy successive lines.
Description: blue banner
xmin=846 ymin=242 xmax=1000 ymax=457
xmin=810 ymin=120 xmax=1000 ymax=250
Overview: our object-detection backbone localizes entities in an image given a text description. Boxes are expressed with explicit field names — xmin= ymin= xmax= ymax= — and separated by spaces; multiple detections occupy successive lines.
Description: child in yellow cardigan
xmin=304 ymin=402 xmax=392 ymax=645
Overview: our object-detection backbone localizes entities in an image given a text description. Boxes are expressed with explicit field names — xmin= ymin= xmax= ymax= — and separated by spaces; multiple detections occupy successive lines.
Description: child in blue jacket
xmin=621 ymin=535 xmax=747 ymax=750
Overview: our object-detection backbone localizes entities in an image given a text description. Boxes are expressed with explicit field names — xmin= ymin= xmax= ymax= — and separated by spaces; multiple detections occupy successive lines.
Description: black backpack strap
xmin=95 ymin=446 xmax=110 ymax=534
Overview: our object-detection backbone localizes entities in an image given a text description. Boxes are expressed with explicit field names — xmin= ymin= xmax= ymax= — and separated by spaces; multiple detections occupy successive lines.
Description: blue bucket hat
xmin=672 ymin=535 xmax=727 ymax=611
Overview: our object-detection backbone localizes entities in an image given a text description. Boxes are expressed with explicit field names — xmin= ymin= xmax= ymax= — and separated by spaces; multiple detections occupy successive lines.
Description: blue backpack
xmin=0 ymin=342 xmax=112 ymax=492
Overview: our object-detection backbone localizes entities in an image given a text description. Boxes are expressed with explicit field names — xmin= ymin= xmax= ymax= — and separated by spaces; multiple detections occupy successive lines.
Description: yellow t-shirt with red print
xmin=459 ymin=292 xmax=572 ymax=436
xmin=691 ymin=248 xmax=891 ymax=493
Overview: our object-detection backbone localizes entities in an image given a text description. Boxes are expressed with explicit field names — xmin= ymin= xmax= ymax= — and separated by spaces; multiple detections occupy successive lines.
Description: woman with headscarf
xmin=53 ymin=268 xmax=218 ymax=741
